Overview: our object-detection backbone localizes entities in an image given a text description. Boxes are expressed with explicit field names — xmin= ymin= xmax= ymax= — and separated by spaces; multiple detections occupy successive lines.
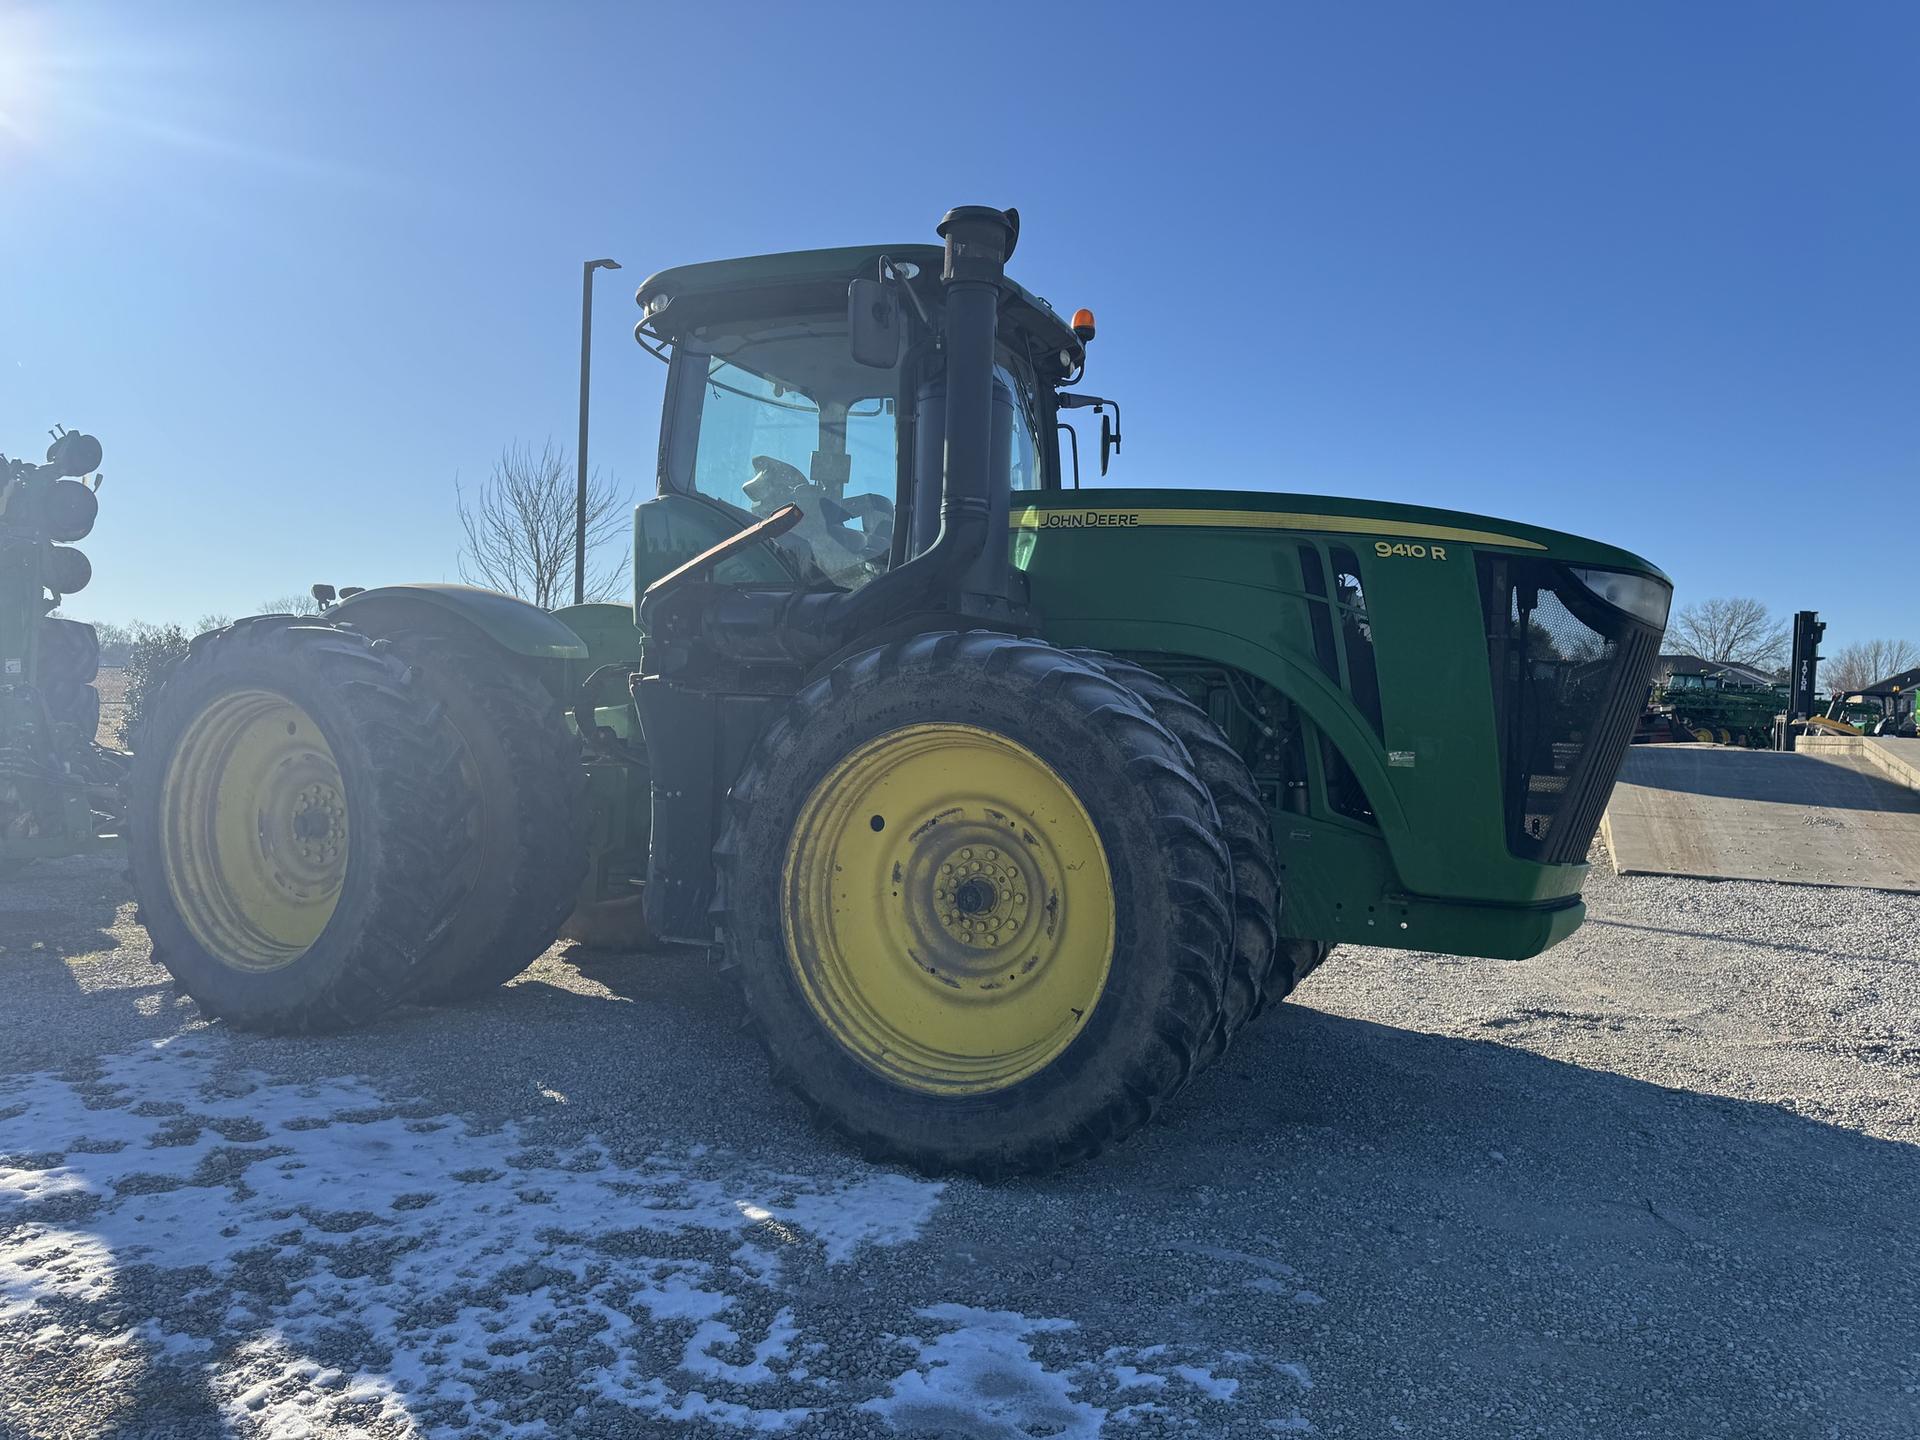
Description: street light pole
xmin=576 ymin=257 xmax=622 ymax=606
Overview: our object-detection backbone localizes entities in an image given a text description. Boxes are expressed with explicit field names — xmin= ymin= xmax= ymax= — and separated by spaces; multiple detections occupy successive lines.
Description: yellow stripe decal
xmin=1010 ymin=506 xmax=1547 ymax=550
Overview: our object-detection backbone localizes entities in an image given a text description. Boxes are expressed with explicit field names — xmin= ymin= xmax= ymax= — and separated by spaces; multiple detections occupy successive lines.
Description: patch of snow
xmin=767 ymin=1172 xmax=942 ymax=1262
xmin=1 ymin=1037 xmax=1313 ymax=1436
xmin=1274 ymin=1359 xmax=1314 ymax=1390
xmin=0 ymin=1037 xmax=940 ymax=1435
xmin=1171 ymin=1362 xmax=1238 ymax=1399
xmin=863 ymin=1305 xmax=1104 ymax=1439
xmin=866 ymin=1310 xmax=1272 ymax=1437
xmin=681 ymin=1307 xmax=799 ymax=1384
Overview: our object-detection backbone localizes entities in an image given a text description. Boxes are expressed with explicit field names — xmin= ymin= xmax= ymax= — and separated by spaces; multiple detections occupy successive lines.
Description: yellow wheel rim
xmin=782 ymin=723 xmax=1116 ymax=1096
xmin=159 ymin=689 xmax=348 ymax=972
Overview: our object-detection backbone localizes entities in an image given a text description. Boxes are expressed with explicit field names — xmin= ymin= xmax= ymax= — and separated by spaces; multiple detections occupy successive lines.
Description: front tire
xmin=717 ymin=632 xmax=1232 ymax=1176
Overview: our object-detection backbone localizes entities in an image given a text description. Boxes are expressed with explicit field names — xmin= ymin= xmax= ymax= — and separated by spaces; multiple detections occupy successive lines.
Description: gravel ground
xmin=2 ymin=848 xmax=1916 ymax=1438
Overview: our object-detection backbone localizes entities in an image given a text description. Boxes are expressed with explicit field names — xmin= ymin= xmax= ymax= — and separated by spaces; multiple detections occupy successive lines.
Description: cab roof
xmin=634 ymin=243 xmax=1085 ymax=378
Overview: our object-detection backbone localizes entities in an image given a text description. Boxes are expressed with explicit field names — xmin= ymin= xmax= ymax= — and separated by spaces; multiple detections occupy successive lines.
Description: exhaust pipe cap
xmin=936 ymin=206 xmax=1019 ymax=281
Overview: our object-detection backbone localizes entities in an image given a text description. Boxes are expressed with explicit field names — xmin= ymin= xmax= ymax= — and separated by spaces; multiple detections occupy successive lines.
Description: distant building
xmin=1859 ymin=665 xmax=1920 ymax=698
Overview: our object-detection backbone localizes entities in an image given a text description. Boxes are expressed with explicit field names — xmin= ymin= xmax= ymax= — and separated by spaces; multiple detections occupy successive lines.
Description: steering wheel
xmin=743 ymin=455 xmax=895 ymax=569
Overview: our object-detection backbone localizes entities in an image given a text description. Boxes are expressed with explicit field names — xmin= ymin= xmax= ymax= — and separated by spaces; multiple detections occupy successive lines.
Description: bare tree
xmin=455 ymin=440 xmax=629 ymax=609
xmin=1827 ymin=637 xmax=1920 ymax=694
xmin=92 ymin=621 xmax=133 ymax=666
xmin=258 ymin=593 xmax=321 ymax=616
xmin=1669 ymin=596 xmax=1789 ymax=669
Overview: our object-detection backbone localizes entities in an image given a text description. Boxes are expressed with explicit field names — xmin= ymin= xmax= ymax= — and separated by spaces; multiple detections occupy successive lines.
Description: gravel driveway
xmin=2 ymin=851 xmax=1915 ymax=1438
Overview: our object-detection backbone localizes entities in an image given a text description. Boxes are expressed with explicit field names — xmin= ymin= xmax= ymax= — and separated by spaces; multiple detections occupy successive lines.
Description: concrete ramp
xmin=1601 ymin=744 xmax=1920 ymax=891
xmin=1798 ymin=732 xmax=1920 ymax=792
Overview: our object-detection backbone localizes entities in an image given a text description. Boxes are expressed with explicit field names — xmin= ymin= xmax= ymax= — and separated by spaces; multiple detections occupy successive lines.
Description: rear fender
xmin=327 ymin=584 xmax=588 ymax=662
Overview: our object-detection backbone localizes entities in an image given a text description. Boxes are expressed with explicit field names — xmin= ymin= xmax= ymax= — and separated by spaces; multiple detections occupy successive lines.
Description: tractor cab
xmin=631 ymin=232 xmax=1076 ymax=608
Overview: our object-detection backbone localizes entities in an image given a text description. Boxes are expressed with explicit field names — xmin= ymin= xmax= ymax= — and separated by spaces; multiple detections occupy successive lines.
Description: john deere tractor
xmin=127 ymin=207 xmax=1670 ymax=1174
xmin=2 ymin=428 xmax=125 ymax=874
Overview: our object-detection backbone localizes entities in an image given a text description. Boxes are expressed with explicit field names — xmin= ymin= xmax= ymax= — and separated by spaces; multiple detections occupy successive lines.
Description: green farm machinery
xmin=1822 ymin=671 xmax=1918 ymax=738
xmin=1 ymin=429 xmax=125 ymax=873
xmin=1652 ymin=678 xmax=1785 ymax=747
xmin=127 ymin=207 xmax=1671 ymax=1174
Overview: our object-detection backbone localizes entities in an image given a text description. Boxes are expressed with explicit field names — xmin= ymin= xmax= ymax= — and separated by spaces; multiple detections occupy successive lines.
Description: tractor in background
xmin=1822 ymin=668 xmax=1918 ymax=738
xmin=0 ymin=429 xmax=124 ymax=874
xmin=126 ymin=206 xmax=1671 ymax=1175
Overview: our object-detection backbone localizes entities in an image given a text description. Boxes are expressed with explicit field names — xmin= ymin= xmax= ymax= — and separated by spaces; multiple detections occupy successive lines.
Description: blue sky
xmin=3 ymin=1 xmax=1915 ymax=652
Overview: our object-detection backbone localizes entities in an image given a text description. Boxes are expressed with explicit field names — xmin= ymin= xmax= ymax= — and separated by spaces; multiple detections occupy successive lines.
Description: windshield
xmin=684 ymin=327 xmax=899 ymax=590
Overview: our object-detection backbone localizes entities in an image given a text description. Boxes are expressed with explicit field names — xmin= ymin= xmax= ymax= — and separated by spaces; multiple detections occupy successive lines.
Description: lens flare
xmin=0 ymin=9 xmax=51 ymax=145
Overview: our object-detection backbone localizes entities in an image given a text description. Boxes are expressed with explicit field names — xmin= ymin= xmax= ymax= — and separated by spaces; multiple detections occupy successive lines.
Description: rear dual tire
xmin=127 ymin=618 xmax=584 ymax=1030
xmin=379 ymin=629 xmax=585 ymax=1003
xmin=127 ymin=620 xmax=476 ymax=1031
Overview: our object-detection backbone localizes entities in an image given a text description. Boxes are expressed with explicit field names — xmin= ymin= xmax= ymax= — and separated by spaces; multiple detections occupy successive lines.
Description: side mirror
xmin=1100 ymin=411 xmax=1121 ymax=476
xmin=847 ymin=278 xmax=902 ymax=369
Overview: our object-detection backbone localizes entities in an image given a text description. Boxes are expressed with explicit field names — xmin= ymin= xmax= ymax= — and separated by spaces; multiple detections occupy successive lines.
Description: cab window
xmin=685 ymin=329 xmax=899 ymax=591
xmin=996 ymin=363 xmax=1040 ymax=492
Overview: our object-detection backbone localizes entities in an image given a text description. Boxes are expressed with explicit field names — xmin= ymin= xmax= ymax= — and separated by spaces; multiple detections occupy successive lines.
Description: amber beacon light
xmin=1070 ymin=307 xmax=1096 ymax=342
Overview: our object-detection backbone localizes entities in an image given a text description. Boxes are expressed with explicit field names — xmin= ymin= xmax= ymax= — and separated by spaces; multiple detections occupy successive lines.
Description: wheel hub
xmin=291 ymin=785 xmax=343 ymax=853
xmin=159 ymin=689 xmax=349 ymax=972
xmin=782 ymin=723 xmax=1115 ymax=1096
xmin=929 ymin=842 xmax=1033 ymax=958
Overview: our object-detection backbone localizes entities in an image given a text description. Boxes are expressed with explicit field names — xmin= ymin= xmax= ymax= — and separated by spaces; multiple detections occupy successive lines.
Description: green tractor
xmin=1 ymin=428 xmax=125 ymax=874
xmin=127 ymin=207 xmax=1671 ymax=1174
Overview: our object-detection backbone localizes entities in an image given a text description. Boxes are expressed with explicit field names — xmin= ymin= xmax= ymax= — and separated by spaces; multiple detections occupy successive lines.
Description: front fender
xmin=328 ymin=584 xmax=588 ymax=660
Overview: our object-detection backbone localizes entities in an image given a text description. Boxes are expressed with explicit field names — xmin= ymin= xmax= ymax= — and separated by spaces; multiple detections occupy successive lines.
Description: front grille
xmin=1479 ymin=557 xmax=1664 ymax=864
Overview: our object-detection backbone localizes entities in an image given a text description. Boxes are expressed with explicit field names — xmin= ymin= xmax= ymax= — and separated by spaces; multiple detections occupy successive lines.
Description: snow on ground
xmin=862 ymin=1308 xmax=1272 ymax=1435
xmin=0 ymin=1036 xmax=1300 ymax=1435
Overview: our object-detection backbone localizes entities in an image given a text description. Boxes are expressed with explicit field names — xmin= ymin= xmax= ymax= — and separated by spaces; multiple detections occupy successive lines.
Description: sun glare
xmin=0 ymin=7 xmax=52 ymax=148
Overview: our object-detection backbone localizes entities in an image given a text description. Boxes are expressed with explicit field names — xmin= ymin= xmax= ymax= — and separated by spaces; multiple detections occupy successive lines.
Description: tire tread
xmin=715 ymin=632 xmax=1231 ymax=1176
xmin=127 ymin=619 xmax=475 ymax=1032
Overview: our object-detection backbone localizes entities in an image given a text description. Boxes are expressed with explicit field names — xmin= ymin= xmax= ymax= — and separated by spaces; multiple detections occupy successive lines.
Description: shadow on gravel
xmin=0 ymin=856 xmax=122 ymax=961
xmin=461 ymin=949 xmax=1920 ymax=1431
xmin=1622 ymin=745 xmax=1920 ymax=813
xmin=0 ymin=856 xmax=188 ymax=1070
xmin=13 ymin=932 xmax=1912 ymax=1435
xmin=1123 ymin=1002 xmax=1920 ymax=1434
xmin=1585 ymin=915 xmax=1902 ymax=966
